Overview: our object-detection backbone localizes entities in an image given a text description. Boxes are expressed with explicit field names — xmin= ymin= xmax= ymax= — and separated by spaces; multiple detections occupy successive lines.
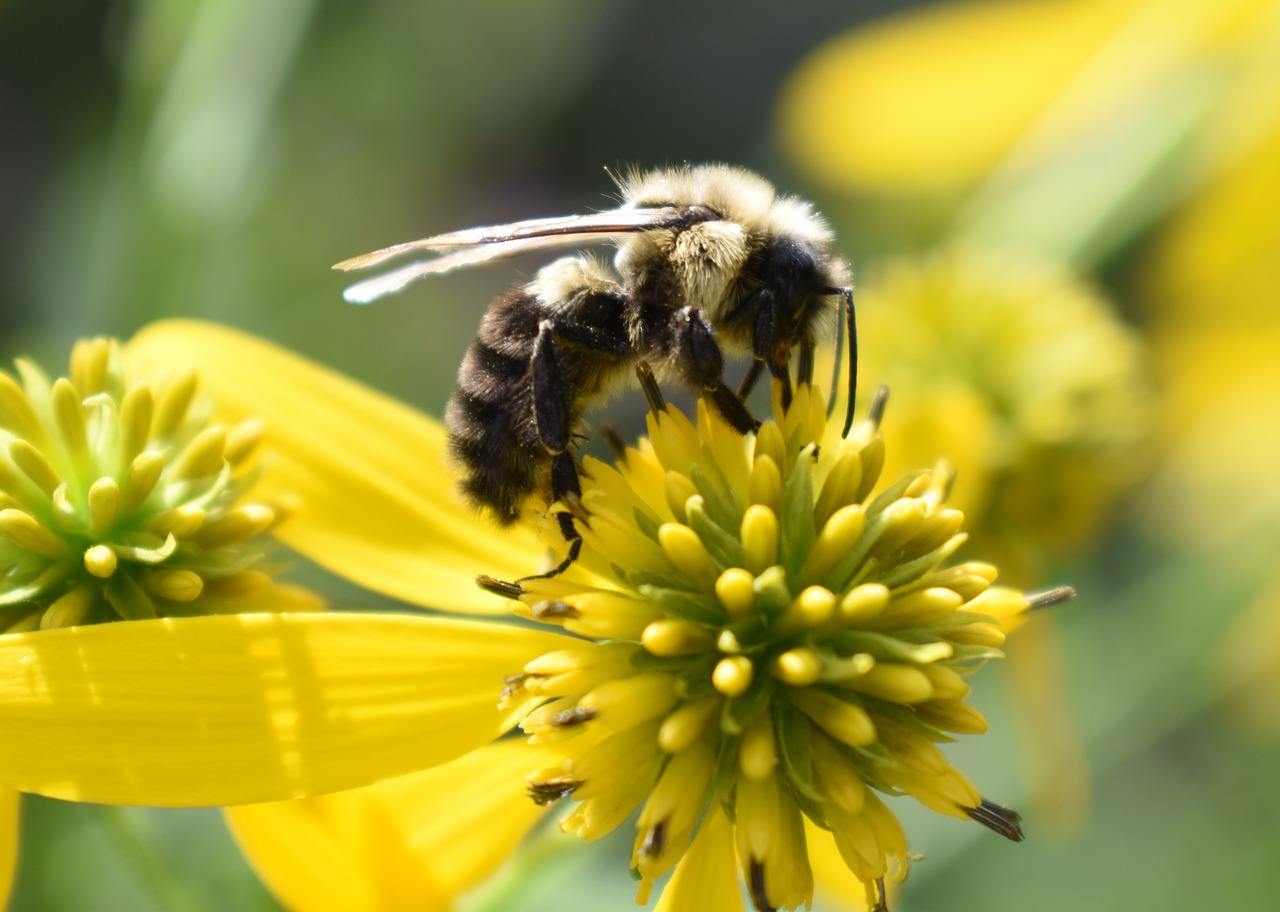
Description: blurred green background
xmin=3 ymin=0 xmax=1279 ymax=910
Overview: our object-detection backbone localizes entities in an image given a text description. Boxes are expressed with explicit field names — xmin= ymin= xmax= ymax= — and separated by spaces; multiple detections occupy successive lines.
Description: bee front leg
xmin=671 ymin=305 xmax=760 ymax=435
xmin=742 ymin=289 xmax=796 ymax=410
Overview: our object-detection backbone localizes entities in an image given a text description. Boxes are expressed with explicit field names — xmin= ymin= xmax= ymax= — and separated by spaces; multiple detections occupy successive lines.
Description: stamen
xmin=964 ymin=799 xmax=1025 ymax=841
xmin=0 ymin=510 xmax=69 ymax=558
xmin=642 ymin=618 xmax=713 ymax=656
xmin=715 ymin=567 xmax=756 ymax=619
xmin=152 ymin=367 xmax=198 ymax=438
xmin=142 ymin=569 xmax=204 ymax=602
xmin=636 ymin=361 xmax=666 ymax=415
xmin=740 ymin=713 xmax=778 ymax=781
xmin=87 ymin=478 xmax=120 ymax=535
xmin=501 ymin=380 xmax=1056 ymax=908
xmin=122 ymin=452 xmax=165 ymax=510
xmin=83 ymin=545 xmax=118 ymax=578
xmin=658 ymin=695 xmax=721 ymax=753
xmin=1028 ymin=585 xmax=1077 ymax=610
xmin=551 ymin=706 xmax=596 ymax=728
xmin=657 ymin=522 xmax=719 ymax=590
xmin=713 ymin=656 xmax=754 ymax=697
xmin=866 ymin=384 xmax=889 ymax=431
xmin=790 ymin=689 xmax=875 ymax=747
xmin=750 ymin=860 xmax=775 ymax=912
xmin=528 ymin=777 xmax=581 ymax=806
xmin=10 ymin=440 xmax=62 ymax=494
xmin=119 ymin=384 xmax=154 ymax=461
xmin=773 ymin=647 xmax=822 ymax=686
xmin=170 ymin=426 xmax=227 ymax=480
xmin=741 ymin=505 xmax=779 ymax=574
xmin=838 ymin=662 xmax=934 ymax=704
xmin=476 ymin=574 xmax=525 ymax=599
xmin=41 ymin=585 xmax=96 ymax=630
xmin=773 ymin=586 xmax=836 ymax=636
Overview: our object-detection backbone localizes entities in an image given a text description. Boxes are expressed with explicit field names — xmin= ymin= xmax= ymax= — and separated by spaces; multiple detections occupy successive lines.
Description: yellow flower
xmin=780 ymin=0 xmax=1279 ymax=196
xmin=846 ymin=247 xmax=1150 ymax=584
xmin=1137 ymin=111 xmax=1280 ymax=548
xmin=0 ymin=333 xmax=326 ymax=908
xmin=0 ymin=337 xmax=318 ymax=630
xmin=0 ymin=322 xmax=1068 ymax=910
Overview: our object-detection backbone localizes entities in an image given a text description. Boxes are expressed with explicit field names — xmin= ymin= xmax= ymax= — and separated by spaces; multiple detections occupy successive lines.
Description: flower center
xmin=0 ymin=338 xmax=283 ymax=630
xmin=504 ymin=386 xmax=1048 ymax=911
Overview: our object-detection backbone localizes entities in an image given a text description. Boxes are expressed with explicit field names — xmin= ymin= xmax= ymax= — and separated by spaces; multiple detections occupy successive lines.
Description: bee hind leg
xmin=475 ymin=452 xmax=586 ymax=596
xmin=512 ymin=451 xmax=584 ymax=584
xmin=521 ymin=320 xmax=591 ymax=582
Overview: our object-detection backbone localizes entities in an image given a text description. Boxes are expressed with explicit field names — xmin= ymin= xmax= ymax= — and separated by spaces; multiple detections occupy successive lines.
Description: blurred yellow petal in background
xmin=781 ymin=0 xmax=1279 ymax=196
xmin=849 ymin=246 xmax=1151 ymax=581
xmin=1136 ymin=66 xmax=1280 ymax=548
xmin=226 ymin=741 xmax=561 ymax=911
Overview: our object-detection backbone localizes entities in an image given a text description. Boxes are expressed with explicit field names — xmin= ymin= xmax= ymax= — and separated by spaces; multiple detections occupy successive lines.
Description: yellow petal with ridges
xmin=225 ymin=788 xmax=447 ymax=912
xmin=0 ymin=613 xmax=563 ymax=806
xmin=362 ymin=739 xmax=560 ymax=895
xmin=654 ymin=804 xmax=742 ymax=912
xmin=126 ymin=320 xmax=546 ymax=615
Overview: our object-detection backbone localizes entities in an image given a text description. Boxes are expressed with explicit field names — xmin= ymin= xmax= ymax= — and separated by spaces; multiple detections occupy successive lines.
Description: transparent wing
xmin=342 ymin=235 xmax=590 ymax=304
xmin=334 ymin=204 xmax=719 ymax=304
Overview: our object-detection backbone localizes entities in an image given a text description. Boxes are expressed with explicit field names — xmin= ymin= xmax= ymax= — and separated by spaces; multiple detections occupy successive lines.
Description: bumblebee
xmin=336 ymin=164 xmax=854 ymax=573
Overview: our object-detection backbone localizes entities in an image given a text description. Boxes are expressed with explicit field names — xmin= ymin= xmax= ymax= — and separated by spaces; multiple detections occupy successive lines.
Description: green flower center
xmin=0 ymin=338 xmax=279 ymax=630
xmin=505 ymin=386 xmax=1053 ymax=911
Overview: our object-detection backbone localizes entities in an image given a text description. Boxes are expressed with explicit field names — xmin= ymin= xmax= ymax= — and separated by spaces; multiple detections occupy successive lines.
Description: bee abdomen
xmin=446 ymin=289 xmax=546 ymax=524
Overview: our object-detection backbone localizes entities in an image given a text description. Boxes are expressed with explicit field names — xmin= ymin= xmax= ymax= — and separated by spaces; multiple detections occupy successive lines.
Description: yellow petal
xmin=225 ymin=791 xmax=447 ymax=912
xmin=0 ymin=613 xmax=563 ymax=805
xmin=364 ymin=739 xmax=559 ymax=895
xmin=804 ymin=817 xmax=873 ymax=912
xmin=229 ymin=740 xmax=561 ymax=909
xmin=1145 ymin=124 xmax=1280 ymax=329
xmin=0 ymin=788 xmax=17 ymax=910
xmin=126 ymin=320 xmax=547 ymax=615
xmin=779 ymin=0 xmax=1273 ymax=193
xmin=654 ymin=804 xmax=742 ymax=912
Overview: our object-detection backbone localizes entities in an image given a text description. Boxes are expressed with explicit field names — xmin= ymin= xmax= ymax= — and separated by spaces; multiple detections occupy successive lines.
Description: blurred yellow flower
xmin=848 ymin=247 xmax=1150 ymax=583
xmin=1138 ymin=111 xmax=1280 ymax=547
xmin=0 ymin=322 xmax=1070 ymax=910
xmin=0 ymin=333 xmax=328 ymax=909
xmin=780 ymin=0 xmax=1280 ymax=197
xmin=0 ymin=337 xmax=319 ymax=630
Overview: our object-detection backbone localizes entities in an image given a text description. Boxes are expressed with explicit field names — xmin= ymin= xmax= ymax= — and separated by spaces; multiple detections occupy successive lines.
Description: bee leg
xmin=477 ymin=454 xmax=583 ymax=593
xmin=514 ymin=451 xmax=585 ymax=583
xmin=797 ymin=338 xmax=815 ymax=387
xmin=743 ymin=289 xmax=797 ymax=411
xmin=769 ymin=358 xmax=794 ymax=412
xmin=736 ymin=359 xmax=765 ymax=400
xmin=819 ymin=286 xmax=857 ymax=437
xmin=521 ymin=319 xmax=608 ymax=581
xmin=531 ymin=320 xmax=573 ymax=455
xmin=672 ymin=305 xmax=760 ymax=435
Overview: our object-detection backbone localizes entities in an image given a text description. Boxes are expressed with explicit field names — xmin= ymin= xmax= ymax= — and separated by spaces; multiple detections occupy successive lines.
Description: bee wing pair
xmin=334 ymin=206 xmax=717 ymax=305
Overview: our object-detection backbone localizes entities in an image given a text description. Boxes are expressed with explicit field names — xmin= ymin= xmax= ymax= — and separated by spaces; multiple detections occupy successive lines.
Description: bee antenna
xmin=821 ymin=287 xmax=857 ymax=437
xmin=842 ymin=287 xmax=858 ymax=437
xmin=827 ymin=291 xmax=845 ymax=418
